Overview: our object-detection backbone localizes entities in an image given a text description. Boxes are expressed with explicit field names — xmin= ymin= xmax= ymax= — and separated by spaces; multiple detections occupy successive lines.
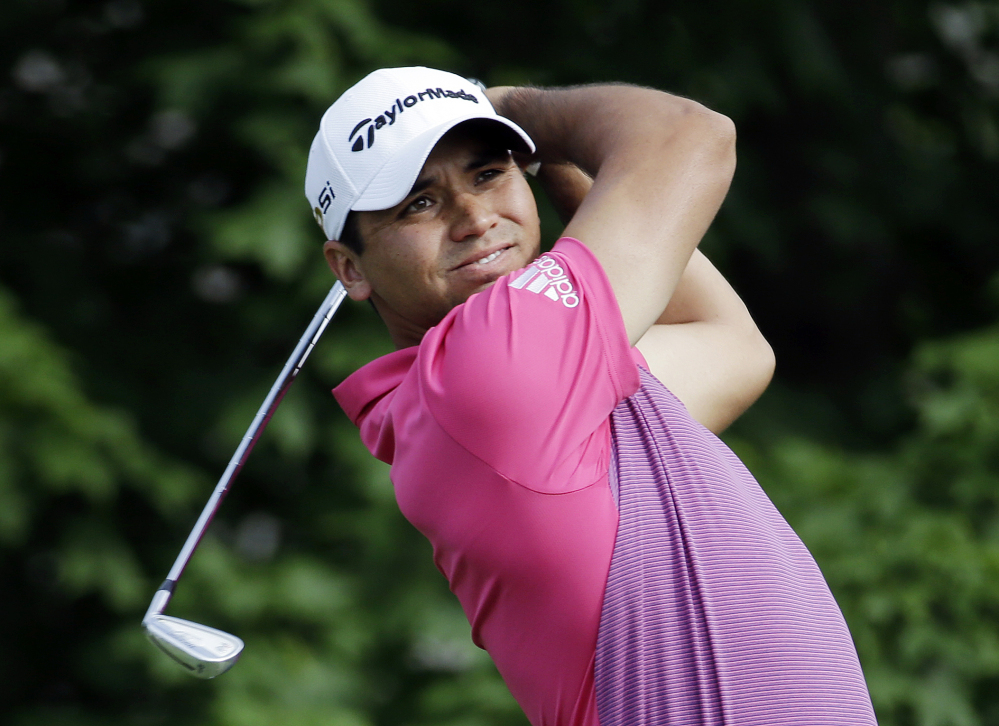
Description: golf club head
xmin=143 ymin=614 xmax=244 ymax=679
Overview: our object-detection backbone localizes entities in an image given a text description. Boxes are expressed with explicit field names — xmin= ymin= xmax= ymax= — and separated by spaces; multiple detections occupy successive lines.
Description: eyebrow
xmin=407 ymin=175 xmax=436 ymax=198
xmin=405 ymin=148 xmax=512 ymax=198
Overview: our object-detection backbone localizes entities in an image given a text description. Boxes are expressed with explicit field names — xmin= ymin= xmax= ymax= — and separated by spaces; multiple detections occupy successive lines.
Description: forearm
xmin=534 ymin=162 xmax=743 ymax=331
xmin=535 ymin=164 xmax=744 ymax=328
xmin=657 ymin=250 xmax=752 ymax=327
xmin=492 ymin=84 xmax=712 ymax=178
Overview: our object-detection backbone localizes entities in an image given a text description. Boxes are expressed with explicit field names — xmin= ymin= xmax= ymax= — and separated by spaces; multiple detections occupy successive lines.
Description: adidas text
xmin=510 ymin=256 xmax=580 ymax=308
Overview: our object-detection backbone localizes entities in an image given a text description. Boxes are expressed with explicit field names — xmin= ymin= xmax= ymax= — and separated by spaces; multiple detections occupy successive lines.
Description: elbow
xmin=710 ymin=328 xmax=774 ymax=435
xmin=754 ymin=332 xmax=776 ymax=397
xmin=697 ymin=105 xmax=736 ymax=145
xmin=700 ymin=109 xmax=737 ymax=184
xmin=711 ymin=110 xmax=737 ymax=147
xmin=738 ymin=329 xmax=776 ymax=411
xmin=663 ymin=101 xmax=737 ymax=190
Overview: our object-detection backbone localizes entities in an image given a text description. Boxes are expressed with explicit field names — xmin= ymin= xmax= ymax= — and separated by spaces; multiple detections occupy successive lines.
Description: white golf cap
xmin=305 ymin=66 xmax=536 ymax=241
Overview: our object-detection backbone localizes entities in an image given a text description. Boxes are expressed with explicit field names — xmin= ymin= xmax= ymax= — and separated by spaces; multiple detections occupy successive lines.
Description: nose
xmin=448 ymin=192 xmax=495 ymax=243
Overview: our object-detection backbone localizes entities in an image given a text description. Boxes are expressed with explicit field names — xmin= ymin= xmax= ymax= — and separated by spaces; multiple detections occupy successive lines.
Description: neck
xmin=390 ymin=328 xmax=425 ymax=350
xmin=369 ymin=297 xmax=430 ymax=350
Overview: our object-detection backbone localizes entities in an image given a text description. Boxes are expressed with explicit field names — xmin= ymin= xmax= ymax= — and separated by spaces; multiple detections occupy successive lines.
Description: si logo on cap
xmin=313 ymin=181 xmax=335 ymax=230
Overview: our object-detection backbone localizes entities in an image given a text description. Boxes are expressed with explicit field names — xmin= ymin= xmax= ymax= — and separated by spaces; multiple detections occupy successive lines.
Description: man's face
xmin=327 ymin=126 xmax=541 ymax=346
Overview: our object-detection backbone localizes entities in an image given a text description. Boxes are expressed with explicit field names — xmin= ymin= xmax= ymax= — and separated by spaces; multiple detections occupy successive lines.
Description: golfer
xmin=305 ymin=67 xmax=876 ymax=726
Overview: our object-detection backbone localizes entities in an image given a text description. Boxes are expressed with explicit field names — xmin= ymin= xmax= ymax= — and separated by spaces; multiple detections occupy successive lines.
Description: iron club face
xmin=143 ymin=614 xmax=244 ymax=679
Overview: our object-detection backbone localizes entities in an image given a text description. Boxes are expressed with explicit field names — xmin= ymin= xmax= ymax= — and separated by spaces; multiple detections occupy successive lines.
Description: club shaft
xmin=146 ymin=281 xmax=348 ymax=619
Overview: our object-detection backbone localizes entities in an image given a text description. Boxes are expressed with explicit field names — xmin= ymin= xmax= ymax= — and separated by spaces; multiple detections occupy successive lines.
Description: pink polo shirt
xmin=334 ymin=238 xmax=877 ymax=726
xmin=335 ymin=238 xmax=635 ymax=725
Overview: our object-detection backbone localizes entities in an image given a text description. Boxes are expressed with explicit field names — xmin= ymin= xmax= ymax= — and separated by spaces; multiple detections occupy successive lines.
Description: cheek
xmin=367 ymin=232 xmax=441 ymax=291
xmin=507 ymin=180 xmax=541 ymax=248
xmin=509 ymin=177 xmax=539 ymax=222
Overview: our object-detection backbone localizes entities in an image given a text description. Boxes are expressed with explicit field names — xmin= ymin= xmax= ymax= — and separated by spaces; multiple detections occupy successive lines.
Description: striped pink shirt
xmin=334 ymin=238 xmax=876 ymax=726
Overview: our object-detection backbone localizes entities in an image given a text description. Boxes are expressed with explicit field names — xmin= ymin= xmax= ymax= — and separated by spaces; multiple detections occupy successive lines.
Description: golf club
xmin=143 ymin=280 xmax=349 ymax=678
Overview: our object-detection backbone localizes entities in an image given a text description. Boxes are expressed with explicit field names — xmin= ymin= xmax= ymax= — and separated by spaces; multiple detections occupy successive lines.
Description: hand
xmin=483 ymin=85 xmax=542 ymax=176
xmin=537 ymin=162 xmax=592 ymax=226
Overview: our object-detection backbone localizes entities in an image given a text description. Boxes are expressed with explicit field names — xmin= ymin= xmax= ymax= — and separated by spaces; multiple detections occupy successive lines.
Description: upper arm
xmin=561 ymin=93 xmax=737 ymax=346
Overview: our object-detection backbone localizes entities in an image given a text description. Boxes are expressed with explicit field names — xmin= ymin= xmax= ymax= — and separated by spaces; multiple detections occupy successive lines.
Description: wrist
xmin=486 ymin=85 xmax=544 ymax=124
xmin=484 ymin=85 xmax=515 ymax=112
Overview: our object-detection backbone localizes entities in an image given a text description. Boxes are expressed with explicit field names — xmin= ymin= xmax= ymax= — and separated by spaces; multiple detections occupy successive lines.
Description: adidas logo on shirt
xmin=510 ymin=256 xmax=580 ymax=308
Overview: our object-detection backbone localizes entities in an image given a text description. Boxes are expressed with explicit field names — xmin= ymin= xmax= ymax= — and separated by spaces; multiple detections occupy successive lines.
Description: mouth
xmin=474 ymin=249 xmax=504 ymax=265
xmin=453 ymin=244 xmax=514 ymax=270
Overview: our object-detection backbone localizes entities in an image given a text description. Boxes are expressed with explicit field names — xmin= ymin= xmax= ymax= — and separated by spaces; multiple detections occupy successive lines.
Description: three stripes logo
xmin=510 ymin=256 xmax=580 ymax=308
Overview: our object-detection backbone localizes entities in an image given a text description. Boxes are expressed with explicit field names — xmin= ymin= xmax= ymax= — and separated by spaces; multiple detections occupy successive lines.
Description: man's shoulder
xmin=333 ymin=346 xmax=417 ymax=427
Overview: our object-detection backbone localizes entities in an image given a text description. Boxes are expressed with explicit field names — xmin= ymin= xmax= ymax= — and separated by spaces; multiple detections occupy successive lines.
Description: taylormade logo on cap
xmin=348 ymin=88 xmax=480 ymax=153
xmin=304 ymin=66 xmax=535 ymax=241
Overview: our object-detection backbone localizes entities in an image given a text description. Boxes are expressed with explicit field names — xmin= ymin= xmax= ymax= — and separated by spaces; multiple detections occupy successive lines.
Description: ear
xmin=323 ymin=240 xmax=372 ymax=301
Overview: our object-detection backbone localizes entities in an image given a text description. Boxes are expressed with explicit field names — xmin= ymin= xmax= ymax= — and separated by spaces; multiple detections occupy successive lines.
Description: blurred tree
xmin=2 ymin=0 xmax=998 ymax=725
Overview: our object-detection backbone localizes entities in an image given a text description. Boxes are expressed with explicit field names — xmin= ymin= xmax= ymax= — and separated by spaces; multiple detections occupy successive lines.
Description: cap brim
xmin=351 ymin=115 xmax=535 ymax=213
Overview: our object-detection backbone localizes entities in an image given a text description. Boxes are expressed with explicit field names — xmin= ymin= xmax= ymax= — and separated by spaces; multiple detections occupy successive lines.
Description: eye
xmin=402 ymin=195 xmax=433 ymax=215
xmin=476 ymin=167 xmax=505 ymax=184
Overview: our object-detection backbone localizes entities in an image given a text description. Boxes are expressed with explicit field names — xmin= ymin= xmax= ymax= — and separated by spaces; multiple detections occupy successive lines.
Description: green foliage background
xmin=1 ymin=0 xmax=997 ymax=724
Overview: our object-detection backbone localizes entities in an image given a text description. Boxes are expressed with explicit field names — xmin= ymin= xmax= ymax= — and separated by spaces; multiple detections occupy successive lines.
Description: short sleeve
xmin=418 ymin=237 xmax=640 ymax=493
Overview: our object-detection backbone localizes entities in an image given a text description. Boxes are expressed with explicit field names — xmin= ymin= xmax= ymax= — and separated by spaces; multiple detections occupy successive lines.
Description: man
xmin=305 ymin=67 xmax=876 ymax=726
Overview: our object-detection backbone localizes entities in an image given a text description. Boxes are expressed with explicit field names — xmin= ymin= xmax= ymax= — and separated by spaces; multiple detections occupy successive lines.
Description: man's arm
xmin=524 ymin=159 xmax=773 ymax=433
xmin=636 ymin=254 xmax=775 ymax=433
xmin=491 ymin=84 xmax=736 ymax=347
